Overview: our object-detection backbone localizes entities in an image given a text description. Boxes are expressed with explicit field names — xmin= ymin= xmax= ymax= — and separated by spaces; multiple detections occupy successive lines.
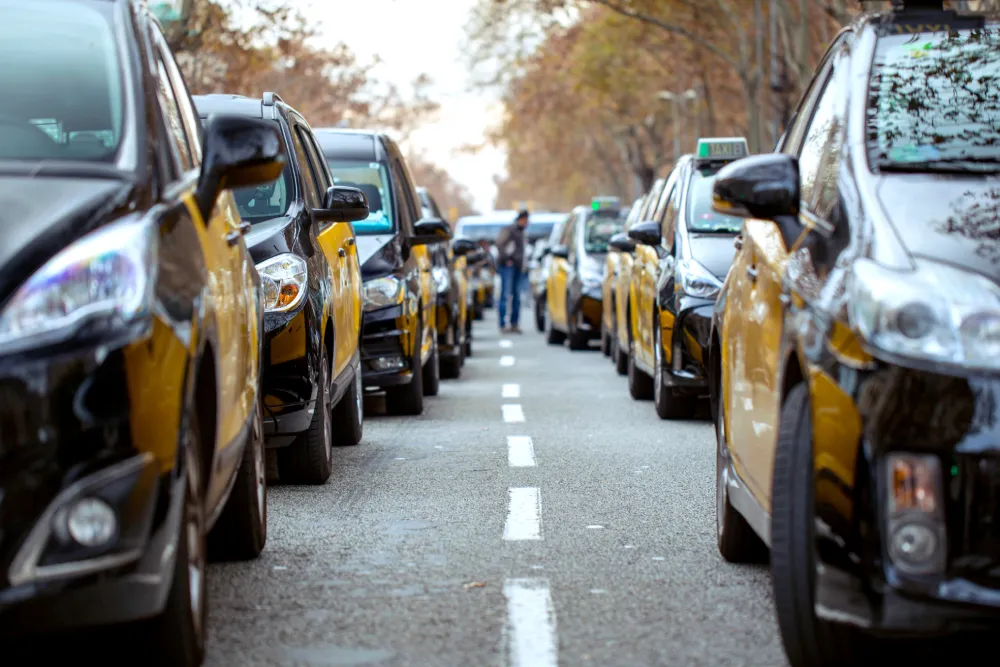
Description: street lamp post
xmin=656 ymin=88 xmax=698 ymax=163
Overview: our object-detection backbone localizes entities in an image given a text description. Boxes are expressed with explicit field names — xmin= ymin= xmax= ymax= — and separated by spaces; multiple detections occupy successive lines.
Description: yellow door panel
xmin=316 ymin=221 xmax=348 ymax=376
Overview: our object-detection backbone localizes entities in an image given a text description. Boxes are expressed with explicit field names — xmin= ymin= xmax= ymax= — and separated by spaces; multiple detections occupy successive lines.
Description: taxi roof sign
xmin=591 ymin=196 xmax=621 ymax=212
xmin=695 ymin=137 xmax=749 ymax=165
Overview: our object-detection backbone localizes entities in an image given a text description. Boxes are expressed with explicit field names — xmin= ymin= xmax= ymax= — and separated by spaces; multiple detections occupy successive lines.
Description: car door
xmin=548 ymin=213 xmax=575 ymax=328
xmin=393 ymin=155 xmax=434 ymax=360
xmin=739 ymin=43 xmax=848 ymax=505
xmin=635 ymin=176 xmax=676 ymax=367
xmin=297 ymin=121 xmax=357 ymax=379
xmin=656 ymin=172 xmax=684 ymax=368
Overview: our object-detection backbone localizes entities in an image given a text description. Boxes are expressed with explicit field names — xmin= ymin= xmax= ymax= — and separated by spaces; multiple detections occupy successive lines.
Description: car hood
xmin=244 ymin=215 xmax=298 ymax=264
xmin=357 ymin=233 xmax=402 ymax=279
xmin=0 ymin=175 xmax=134 ymax=303
xmin=688 ymin=234 xmax=738 ymax=279
xmin=877 ymin=175 xmax=1000 ymax=282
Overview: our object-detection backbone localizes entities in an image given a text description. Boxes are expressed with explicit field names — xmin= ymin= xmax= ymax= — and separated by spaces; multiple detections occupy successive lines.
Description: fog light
xmin=66 ymin=497 xmax=117 ymax=547
xmin=889 ymin=522 xmax=938 ymax=568
xmin=371 ymin=356 xmax=406 ymax=371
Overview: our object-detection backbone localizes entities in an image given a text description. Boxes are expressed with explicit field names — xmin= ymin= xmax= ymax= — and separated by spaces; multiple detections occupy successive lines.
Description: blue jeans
xmin=498 ymin=265 xmax=522 ymax=328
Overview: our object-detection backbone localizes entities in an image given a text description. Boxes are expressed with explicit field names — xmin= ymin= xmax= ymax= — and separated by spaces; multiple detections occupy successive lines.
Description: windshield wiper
xmin=877 ymin=157 xmax=1000 ymax=174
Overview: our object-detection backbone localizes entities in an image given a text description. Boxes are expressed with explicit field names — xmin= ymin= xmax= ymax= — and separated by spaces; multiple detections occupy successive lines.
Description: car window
xmin=686 ymin=171 xmax=744 ymax=233
xmin=796 ymin=70 xmax=840 ymax=216
xmin=327 ymin=159 xmax=395 ymax=234
xmin=559 ymin=214 xmax=576 ymax=247
xmin=299 ymin=126 xmax=333 ymax=193
xmin=780 ymin=34 xmax=848 ymax=156
xmin=153 ymin=55 xmax=193 ymax=174
xmin=293 ymin=125 xmax=326 ymax=202
xmin=395 ymin=158 xmax=423 ymax=226
xmin=660 ymin=184 xmax=679 ymax=250
xmin=584 ymin=212 xmax=625 ymax=254
xmin=151 ymin=24 xmax=201 ymax=166
xmin=0 ymin=1 xmax=125 ymax=163
xmin=868 ymin=27 xmax=1000 ymax=171
xmin=288 ymin=126 xmax=320 ymax=209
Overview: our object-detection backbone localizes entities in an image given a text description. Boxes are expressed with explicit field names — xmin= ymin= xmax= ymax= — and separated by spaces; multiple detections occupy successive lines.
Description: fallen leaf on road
xmin=463 ymin=581 xmax=487 ymax=589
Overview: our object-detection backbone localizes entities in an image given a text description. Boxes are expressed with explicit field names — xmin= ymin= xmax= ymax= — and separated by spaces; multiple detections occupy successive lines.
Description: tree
xmin=407 ymin=152 xmax=479 ymax=223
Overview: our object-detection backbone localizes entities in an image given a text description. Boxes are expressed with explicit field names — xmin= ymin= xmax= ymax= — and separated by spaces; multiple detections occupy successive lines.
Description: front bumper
xmin=261 ymin=309 xmax=318 ymax=442
xmin=810 ymin=361 xmax=1000 ymax=635
xmin=569 ymin=290 xmax=603 ymax=339
xmin=360 ymin=304 xmax=415 ymax=388
xmin=436 ymin=299 xmax=462 ymax=360
xmin=0 ymin=330 xmax=184 ymax=637
xmin=662 ymin=301 xmax=713 ymax=393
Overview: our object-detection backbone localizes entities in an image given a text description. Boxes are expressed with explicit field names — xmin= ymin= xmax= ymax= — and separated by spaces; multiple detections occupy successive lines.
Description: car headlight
xmin=0 ymin=217 xmax=156 ymax=354
xmin=364 ymin=275 xmax=404 ymax=311
xmin=848 ymin=257 xmax=1000 ymax=372
xmin=257 ymin=254 xmax=308 ymax=313
xmin=677 ymin=258 xmax=722 ymax=299
xmin=432 ymin=266 xmax=450 ymax=293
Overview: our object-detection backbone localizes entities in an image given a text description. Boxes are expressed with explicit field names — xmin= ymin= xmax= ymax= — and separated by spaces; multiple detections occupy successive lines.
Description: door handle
xmin=338 ymin=248 xmax=347 ymax=257
xmin=239 ymin=221 xmax=251 ymax=234
xmin=746 ymin=266 xmax=757 ymax=282
xmin=346 ymin=237 xmax=356 ymax=246
xmin=226 ymin=231 xmax=242 ymax=246
xmin=734 ymin=235 xmax=743 ymax=250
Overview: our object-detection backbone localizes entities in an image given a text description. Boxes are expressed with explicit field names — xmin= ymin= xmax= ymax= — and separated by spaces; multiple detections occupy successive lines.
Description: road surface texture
xmin=204 ymin=306 xmax=785 ymax=667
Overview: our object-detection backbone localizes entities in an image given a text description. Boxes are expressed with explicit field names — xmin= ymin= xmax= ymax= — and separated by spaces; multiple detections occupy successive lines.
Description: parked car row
xmin=0 ymin=1 xmax=482 ymax=663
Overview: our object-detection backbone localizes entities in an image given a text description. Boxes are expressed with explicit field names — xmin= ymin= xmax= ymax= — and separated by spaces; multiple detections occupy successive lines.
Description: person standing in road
xmin=496 ymin=210 xmax=529 ymax=333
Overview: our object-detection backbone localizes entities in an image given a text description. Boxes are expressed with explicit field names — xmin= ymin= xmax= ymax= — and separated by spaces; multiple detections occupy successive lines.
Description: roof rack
xmin=262 ymin=92 xmax=284 ymax=107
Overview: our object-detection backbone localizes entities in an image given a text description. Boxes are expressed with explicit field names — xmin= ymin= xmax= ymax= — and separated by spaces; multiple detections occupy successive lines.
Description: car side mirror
xmin=314 ymin=185 xmax=370 ymax=223
xmin=466 ymin=250 xmax=486 ymax=264
xmin=608 ymin=231 xmax=636 ymax=252
xmin=712 ymin=154 xmax=800 ymax=220
xmin=540 ymin=247 xmax=551 ymax=257
xmin=627 ymin=221 xmax=661 ymax=246
xmin=550 ymin=244 xmax=569 ymax=259
xmin=409 ymin=217 xmax=452 ymax=246
xmin=197 ymin=114 xmax=285 ymax=221
xmin=452 ymin=237 xmax=477 ymax=256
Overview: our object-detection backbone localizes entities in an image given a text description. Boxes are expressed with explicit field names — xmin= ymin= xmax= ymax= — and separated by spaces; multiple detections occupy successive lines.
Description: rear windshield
xmin=583 ymin=211 xmax=625 ymax=253
xmin=868 ymin=27 xmax=1000 ymax=170
xmin=0 ymin=0 xmax=124 ymax=162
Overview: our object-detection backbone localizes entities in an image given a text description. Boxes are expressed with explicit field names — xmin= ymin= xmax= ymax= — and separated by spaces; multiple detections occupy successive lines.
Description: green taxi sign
xmin=591 ymin=196 xmax=620 ymax=212
xmin=696 ymin=137 xmax=749 ymax=163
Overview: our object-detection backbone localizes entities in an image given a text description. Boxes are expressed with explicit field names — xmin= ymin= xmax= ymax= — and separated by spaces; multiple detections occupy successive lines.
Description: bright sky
xmin=292 ymin=0 xmax=506 ymax=212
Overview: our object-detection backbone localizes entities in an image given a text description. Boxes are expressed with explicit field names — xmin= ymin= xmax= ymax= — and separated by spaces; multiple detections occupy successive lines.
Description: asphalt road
xmin=204 ymin=303 xmax=787 ymax=667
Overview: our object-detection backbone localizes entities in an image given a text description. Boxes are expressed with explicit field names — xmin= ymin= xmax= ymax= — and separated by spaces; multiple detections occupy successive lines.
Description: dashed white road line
xmin=502 ymin=404 xmax=525 ymax=423
xmin=504 ymin=578 xmax=558 ymax=667
xmin=502 ymin=383 xmax=521 ymax=398
xmin=507 ymin=436 xmax=536 ymax=467
xmin=504 ymin=488 xmax=542 ymax=540
xmin=500 ymin=355 xmax=516 ymax=366
xmin=499 ymin=339 xmax=513 ymax=348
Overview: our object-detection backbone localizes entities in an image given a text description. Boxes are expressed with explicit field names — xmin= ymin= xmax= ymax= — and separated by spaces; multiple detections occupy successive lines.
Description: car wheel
xmin=600 ymin=320 xmax=611 ymax=356
xmin=422 ymin=333 xmax=440 ymax=396
xmin=715 ymin=397 xmax=766 ymax=563
xmin=627 ymin=340 xmax=654 ymax=400
xmin=653 ymin=323 xmax=694 ymax=420
xmin=386 ymin=322 xmax=425 ymax=416
xmin=568 ymin=311 xmax=589 ymax=351
xmin=545 ymin=302 xmax=567 ymax=345
xmin=614 ymin=333 xmax=628 ymax=375
xmin=772 ymin=384 xmax=871 ymax=667
xmin=208 ymin=400 xmax=267 ymax=560
xmin=139 ymin=412 xmax=207 ymax=667
xmin=278 ymin=346 xmax=333 ymax=485
xmin=332 ymin=363 xmax=364 ymax=447
xmin=535 ymin=296 xmax=546 ymax=332
xmin=464 ymin=336 xmax=473 ymax=358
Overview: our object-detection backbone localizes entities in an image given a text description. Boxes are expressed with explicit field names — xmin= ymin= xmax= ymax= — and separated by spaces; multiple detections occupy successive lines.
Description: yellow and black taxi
xmin=626 ymin=138 xmax=747 ymax=418
xmin=708 ymin=2 xmax=1000 ymax=664
xmin=545 ymin=198 xmax=626 ymax=349
xmin=602 ymin=195 xmax=644 ymax=357
xmin=417 ymin=186 xmax=476 ymax=379
xmin=611 ymin=179 xmax=667 ymax=375
xmin=194 ymin=94 xmax=368 ymax=486
xmin=0 ymin=1 xmax=285 ymax=662
xmin=316 ymin=129 xmax=451 ymax=415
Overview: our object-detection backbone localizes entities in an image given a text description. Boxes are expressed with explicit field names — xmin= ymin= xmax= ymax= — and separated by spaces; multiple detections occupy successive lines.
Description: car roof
xmin=313 ymin=128 xmax=382 ymax=162
xmin=191 ymin=94 xmax=263 ymax=119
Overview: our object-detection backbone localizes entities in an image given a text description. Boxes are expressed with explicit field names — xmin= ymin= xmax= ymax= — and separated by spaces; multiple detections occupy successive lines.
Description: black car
xmin=315 ymin=129 xmax=451 ymax=415
xmin=417 ymin=187 xmax=477 ymax=379
xmin=625 ymin=137 xmax=748 ymax=419
xmin=708 ymin=2 xmax=1000 ymax=664
xmin=0 ymin=1 xmax=284 ymax=663
xmin=193 ymin=94 xmax=369 ymax=486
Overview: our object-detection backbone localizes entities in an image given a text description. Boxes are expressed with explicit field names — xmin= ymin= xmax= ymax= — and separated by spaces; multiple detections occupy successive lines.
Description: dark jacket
xmin=496 ymin=223 xmax=526 ymax=270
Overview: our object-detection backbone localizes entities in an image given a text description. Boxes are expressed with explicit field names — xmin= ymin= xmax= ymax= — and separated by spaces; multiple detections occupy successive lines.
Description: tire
xmin=568 ymin=311 xmax=589 ymax=351
xmin=278 ymin=346 xmax=333 ymax=485
xmin=715 ymin=398 xmax=766 ymax=563
xmin=653 ymin=321 xmax=695 ymax=420
xmin=535 ymin=296 xmax=546 ymax=332
xmin=600 ymin=320 xmax=611 ymax=356
xmin=386 ymin=328 xmax=425 ymax=416
xmin=473 ymin=303 xmax=484 ymax=321
xmin=772 ymin=384 xmax=870 ymax=667
xmin=464 ymin=337 xmax=473 ymax=358
xmin=331 ymin=363 xmax=364 ymax=447
xmin=440 ymin=352 xmax=462 ymax=379
xmin=627 ymin=341 xmax=654 ymax=400
xmin=545 ymin=302 xmax=566 ymax=345
xmin=208 ymin=401 xmax=267 ymax=561
xmin=614 ymin=335 xmax=628 ymax=375
xmin=137 ymin=412 xmax=207 ymax=667
xmin=422 ymin=336 xmax=440 ymax=396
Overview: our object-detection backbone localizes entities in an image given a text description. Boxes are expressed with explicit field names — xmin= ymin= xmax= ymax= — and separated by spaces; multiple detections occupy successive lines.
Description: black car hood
xmin=357 ymin=233 xmax=401 ymax=279
xmin=876 ymin=175 xmax=1000 ymax=282
xmin=688 ymin=234 xmax=738 ymax=279
xmin=0 ymin=175 xmax=134 ymax=302
xmin=244 ymin=215 xmax=298 ymax=264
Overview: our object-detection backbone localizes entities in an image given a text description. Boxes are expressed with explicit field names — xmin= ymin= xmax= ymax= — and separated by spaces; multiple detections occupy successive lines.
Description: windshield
xmin=584 ymin=212 xmax=625 ymax=253
xmin=327 ymin=160 xmax=394 ymax=234
xmin=456 ymin=222 xmax=506 ymax=242
xmin=0 ymin=0 xmax=124 ymax=162
xmin=526 ymin=222 xmax=554 ymax=242
xmin=868 ymin=28 xmax=1000 ymax=170
xmin=687 ymin=172 xmax=743 ymax=233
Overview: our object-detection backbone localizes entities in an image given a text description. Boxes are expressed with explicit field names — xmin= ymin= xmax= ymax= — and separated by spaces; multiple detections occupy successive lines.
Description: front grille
xmin=948 ymin=453 xmax=1000 ymax=586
